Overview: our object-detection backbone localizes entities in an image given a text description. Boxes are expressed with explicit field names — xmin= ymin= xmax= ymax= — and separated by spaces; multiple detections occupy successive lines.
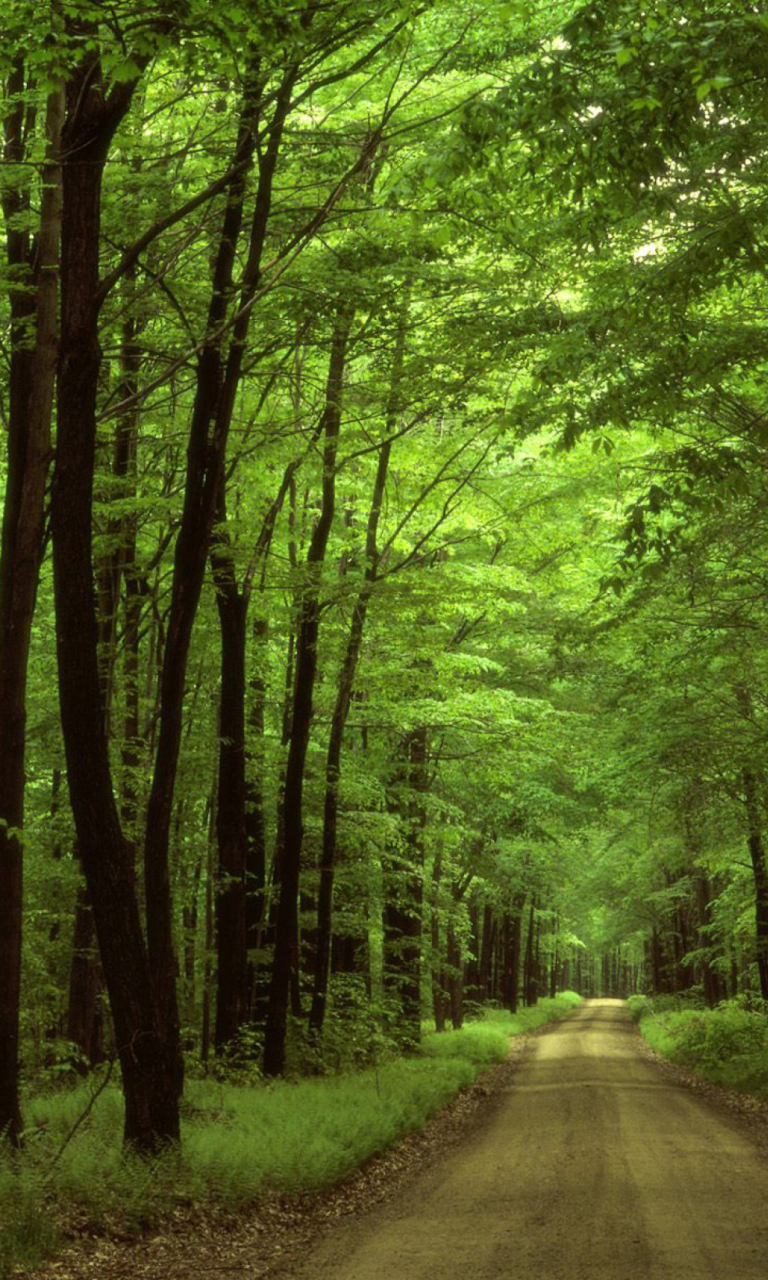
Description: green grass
xmin=1 ymin=993 xmax=580 ymax=1276
xmin=420 ymin=993 xmax=582 ymax=1067
xmin=630 ymin=994 xmax=768 ymax=1096
xmin=0 ymin=1168 xmax=59 ymax=1280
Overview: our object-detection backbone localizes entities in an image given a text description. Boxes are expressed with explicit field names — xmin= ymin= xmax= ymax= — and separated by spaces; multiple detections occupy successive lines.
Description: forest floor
xmin=24 ymin=1025 xmax=537 ymax=1280
xmin=27 ymin=1000 xmax=768 ymax=1280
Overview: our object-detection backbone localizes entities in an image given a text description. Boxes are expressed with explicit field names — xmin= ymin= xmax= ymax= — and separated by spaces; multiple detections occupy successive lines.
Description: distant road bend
xmin=281 ymin=1000 xmax=768 ymax=1280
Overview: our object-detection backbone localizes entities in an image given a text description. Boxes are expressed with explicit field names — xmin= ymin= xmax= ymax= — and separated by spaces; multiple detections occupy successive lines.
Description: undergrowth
xmin=629 ymin=993 xmax=768 ymax=1096
xmin=0 ymin=993 xmax=580 ymax=1277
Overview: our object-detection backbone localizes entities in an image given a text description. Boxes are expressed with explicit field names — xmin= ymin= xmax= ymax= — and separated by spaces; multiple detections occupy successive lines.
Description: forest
xmin=2 ymin=0 xmax=768 ymax=1266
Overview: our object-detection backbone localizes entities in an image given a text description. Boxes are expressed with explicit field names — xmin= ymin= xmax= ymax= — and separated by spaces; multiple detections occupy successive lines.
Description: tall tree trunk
xmin=550 ymin=940 xmax=559 ymax=998
xmin=66 ymin=882 xmax=104 ymax=1072
xmin=308 ymin=309 xmax=405 ymax=1037
xmin=182 ymin=841 xmax=204 ymax=1028
xmin=446 ymin=922 xmax=463 ymax=1030
xmin=245 ymin=615 xmax=269 ymax=1018
xmin=464 ymin=901 xmax=481 ymax=1004
xmin=52 ymin=50 xmax=183 ymax=1151
xmin=213 ymin=575 xmax=250 ymax=1053
xmin=200 ymin=786 xmax=217 ymax=1068
xmin=736 ymin=688 xmax=768 ymax=1001
xmin=478 ymin=904 xmax=494 ymax=1002
xmin=0 ymin=71 xmax=62 ymax=1146
xmin=308 ymin=435 xmax=392 ymax=1035
xmin=508 ymin=899 xmax=524 ymax=1014
xmin=141 ymin=76 xmax=269 ymax=1089
xmin=213 ymin=452 xmax=314 ymax=1051
xmin=743 ymin=766 xmax=768 ymax=1001
xmin=523 ymin=901 xmax=537 ymax=1006
xmin=430 ymin=848 xmax=447 ymax=1033
xmin=693 ymin=871 xmax=721 ymax=1008
xmin=264 ymin=306 xmax=353 ymax=1076
xmin=382 ymin=726 xmax=428 ymax=1052
xmin=116 ymin=276 xmax=143 ymax=860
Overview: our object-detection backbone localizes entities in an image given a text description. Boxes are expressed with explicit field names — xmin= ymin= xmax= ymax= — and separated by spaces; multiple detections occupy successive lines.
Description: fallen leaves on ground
xmin=25 ymin=1034 xmax=534 ymax=1280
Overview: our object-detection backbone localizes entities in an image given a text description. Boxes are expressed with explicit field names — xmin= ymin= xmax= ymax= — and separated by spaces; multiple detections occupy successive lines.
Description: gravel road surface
xmin=279 ymin=999 xmax=768 ymax=1279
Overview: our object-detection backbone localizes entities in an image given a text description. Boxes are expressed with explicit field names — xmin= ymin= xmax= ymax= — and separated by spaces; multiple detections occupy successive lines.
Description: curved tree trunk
xmin=52 ymin=48 xmax=184 ymax=1150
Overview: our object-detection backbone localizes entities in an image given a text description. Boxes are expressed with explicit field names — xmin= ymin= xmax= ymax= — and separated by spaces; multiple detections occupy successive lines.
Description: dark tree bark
xmin=200 ymin=786 xmax=217 ymax=1068
xmin=743 ymin=766 xmax=768 ymax=1001
xmin=142 ymin=71 xmax=274 ymax=1082
xmin=523 ymin=900 xmax=537 ymax=1006
xmin=53 ymin=25 xmax=356 ymax=1125
xmin=443 ymin=872 xmax=472 ymax=1031
xmin=0 ymin=70 xmax=62 ymax=1146
xmin=734 ymin=687 xmax=768 ymax=1000
xmin=52 ymin=44 xmax=185 ymax=1150
xmin=182 ymin=841 xmax=204 ymax=1027
xmin=213 ymin=450 xmax=314 ymax=1052
xmin=430 ymin=847 xmax=447 ymax=1033
xmin=115 ymin=276 xmax=144 ymax=860
xmin=549 ymin=914 xmax=559 ymax=998
xmin=650 ymin=927 xmax=673 ymax=995
xmin=264 ymin=306 xmax=354 ymax=1076
xmin=52 ymin=30 xmax=279 ymax=1147
xmin=308 ymin=306 xmax=406 ymax=1037
xmin=672 ymin=896 xmax=695 ymax=992
xmin=478 ymin=904 xmax=494 ymax=1002
xmin=446 ymin=922 xmax=463 ymax=1030
xmin=213 ymin=574 xmax=250 ymax=1052
xmin=382 ymin=726 xmax=428 ymax=1053
xmin=245 ymin=615 xmax=269 ymax=1017
xmin=308 ymin=433 xmax=392 ymax=1035
xmin=66 ymin=284 xmax=145 ymax=1061
xmin=66 ymin=883 xmax=104 ymax=1072
xmin=684 ymin=785 xmax=723 ymax=1009
xmin=464 ymin=901 xmax=481 ymax=1004
xmin=507 ymin=899 xmax=525 ymax=1014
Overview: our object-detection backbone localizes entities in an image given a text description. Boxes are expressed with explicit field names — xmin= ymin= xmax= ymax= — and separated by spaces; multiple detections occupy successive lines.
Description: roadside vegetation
xmin=0 ymin=995 xmax=580 ymax=1277
xmin=629 ymin=996 xmax=768 ymax=1099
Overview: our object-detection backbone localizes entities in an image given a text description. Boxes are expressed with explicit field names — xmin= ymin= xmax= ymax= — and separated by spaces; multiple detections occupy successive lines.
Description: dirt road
xmin=278 ymin=999 xmax=768 ymax=1280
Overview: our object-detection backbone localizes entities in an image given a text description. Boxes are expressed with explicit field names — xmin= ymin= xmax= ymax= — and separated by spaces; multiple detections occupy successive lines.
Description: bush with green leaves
xmin=633 ymin=996 xmax=768 ymax=1096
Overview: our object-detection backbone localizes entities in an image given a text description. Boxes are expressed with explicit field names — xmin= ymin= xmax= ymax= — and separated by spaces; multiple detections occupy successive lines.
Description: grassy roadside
xmin=1 ymin=993 xmax=580 ymax=1276
xmin=628 ymin=994 xmax=768 ymax=1096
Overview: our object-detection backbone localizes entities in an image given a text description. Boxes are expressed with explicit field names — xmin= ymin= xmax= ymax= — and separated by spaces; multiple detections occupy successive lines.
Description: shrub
xmin=633 ymin=996 xmax=768 ymax=1096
